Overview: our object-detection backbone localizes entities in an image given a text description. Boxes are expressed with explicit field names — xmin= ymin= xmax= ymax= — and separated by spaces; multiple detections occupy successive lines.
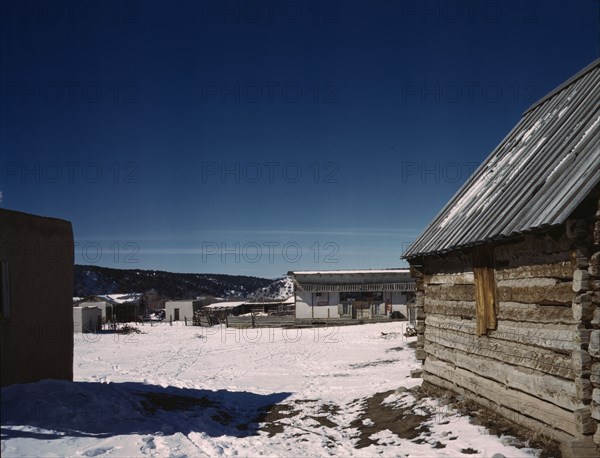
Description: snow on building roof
xmin=203 ymin=301 xmax=246 ymax=310
xmin=404 ymin=59 xmax=600 ymax=259
xmin=96 ymin=293 xmax=142 ymax=305
xmin=288 ymin=269 xmax=410 ymax=276
xmin=244 ymin=296 xmax=294 ymax=305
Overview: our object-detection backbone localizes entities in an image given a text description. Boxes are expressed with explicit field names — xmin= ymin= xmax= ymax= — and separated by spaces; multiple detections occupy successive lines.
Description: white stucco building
xmin=165 ymin=300 xmax=203 ymax=322
xmin=73 ymin=306 xmax=101 ymax=333
xmin=289 ymin=269 xmax=415 ymax=321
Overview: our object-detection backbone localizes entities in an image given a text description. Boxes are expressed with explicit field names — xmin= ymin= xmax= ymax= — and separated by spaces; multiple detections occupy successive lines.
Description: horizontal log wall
xmin=418 ymin=230 xmax=590 ymax=440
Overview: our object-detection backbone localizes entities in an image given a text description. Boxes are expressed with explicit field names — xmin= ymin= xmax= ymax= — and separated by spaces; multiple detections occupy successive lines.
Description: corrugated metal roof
xmin=404 ymin=59 xmax=600 ymax=259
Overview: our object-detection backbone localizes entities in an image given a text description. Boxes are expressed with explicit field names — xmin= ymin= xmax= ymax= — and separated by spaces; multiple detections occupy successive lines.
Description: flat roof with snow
xmin=203 ymin=301 xmax=246 ymax=310
xmin=288 ymin=269 xmax=410 ymax=275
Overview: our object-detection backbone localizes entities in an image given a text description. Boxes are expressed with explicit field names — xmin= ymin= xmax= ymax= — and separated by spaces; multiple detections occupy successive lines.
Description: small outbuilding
xmin=78 ymin=299 xmax=113 ymax=323
xmin=288 ymin=269 xmax=415 ymax=320
xmin=73 ymin=306 xmax=101 ymax=333
xmin=165 ymin=299 xmax=203 ymax=322
xmin=82 ymin=293 xmax=142 ymax=323
xmin=403 ymin=59 xmax=600 ymax=455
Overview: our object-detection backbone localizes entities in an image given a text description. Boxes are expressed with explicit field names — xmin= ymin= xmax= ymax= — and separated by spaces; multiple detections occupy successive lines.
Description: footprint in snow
xmin=82 ymin=447 xmax=112 ymax=457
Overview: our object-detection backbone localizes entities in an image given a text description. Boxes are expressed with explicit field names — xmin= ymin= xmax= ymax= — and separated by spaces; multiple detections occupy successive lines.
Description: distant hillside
xmin=74 ymin=265 xmax=273 ymax=300
xmin=248 ymin=276 xmax=294 ymax=301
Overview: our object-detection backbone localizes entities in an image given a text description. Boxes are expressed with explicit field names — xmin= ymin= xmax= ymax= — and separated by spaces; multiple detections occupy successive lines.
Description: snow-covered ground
xmin=2 ymin=322 xmax=540 ymax=457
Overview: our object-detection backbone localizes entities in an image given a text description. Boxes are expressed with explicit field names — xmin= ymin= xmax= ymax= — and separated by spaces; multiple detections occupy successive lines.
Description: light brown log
xmin=497 ymin=277 xmax=561 ymax=288
xmin=426 ymin=314 xmax=579 ymax=353
xmin=575 ymin=377 xmax=593 ymax=403
xmin=425 ymin=272 xmax=474 ymax=285
xmin=591 ymin=363 xmax=600 ymax=387
xmin=571 ymin=247 xmax=590 ymax=268
xmin=423 ymin=372 xmax=580 ymax=444
xmin=589 ymin=252 xmax=600 ymax=278
xmin=589 ymin=331 xmax=600 ymax=358
xmin=576 ymin=325 xmax=592 ymax=347
xmin=497 ymin=282 xmax=574 ymax=305
xmin=426 ymin=284 xmax=475 ymax=301
xmin=426 ymin=341 xmax=582 ymax=411
xmin=573 ymin=294 xmax=594 ymax=321
xmin=425 ymin=314 xmax=477 ymax=335
xmin=572 ymin=350 xmax=592 ymax=377
xmin=495 ymin=262 xmax=573 ymax=281
xmin=590 ymin=403 xmax=600 ymax=421
xmin=593 ymin=307 xmax=600 ymax=328
xmin=424 ymin=325 xmax=575 ymax=379
xmin=574 ymin=269 xmax=591 ymax=293
xmin=424 ymin=357 xmax=580 ymax=437
xmin=574 ymin=407 xmax=595 ymax=434
xmin=499 ymin=302 xmax=576 ymax=325
xmin=424 ymin=298 xmax=475 ymax=317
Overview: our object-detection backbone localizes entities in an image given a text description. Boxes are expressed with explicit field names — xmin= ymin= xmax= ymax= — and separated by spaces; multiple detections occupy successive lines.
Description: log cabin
xmin=403 ymin=59 xmax=600 ymax=456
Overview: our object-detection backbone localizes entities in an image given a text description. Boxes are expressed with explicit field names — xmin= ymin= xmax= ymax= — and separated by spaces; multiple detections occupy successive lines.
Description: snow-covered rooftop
xmin=96 ymin=293 xmax=143 ymax=304
xmin=289 ymin=269 xmax=410 ymax=276
xmin=203 ymin=301 xmax=246 ymax=310
xmin=245 ymin=296 xmax=294 ymax=305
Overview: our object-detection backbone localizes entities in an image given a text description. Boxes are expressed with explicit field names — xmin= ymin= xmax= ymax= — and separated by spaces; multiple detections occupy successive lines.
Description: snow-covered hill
xmin=74 ymin=265 xmax=272 ymax=299
xmin=248 ymin=276 xmax=294 ymax=301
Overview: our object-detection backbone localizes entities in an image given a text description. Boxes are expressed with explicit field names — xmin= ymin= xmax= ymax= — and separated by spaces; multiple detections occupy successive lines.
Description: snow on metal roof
xmin=289 ymin=269 xmax=410 ymax=276
xmin=404 ymin=59 xmax=600 ymax=259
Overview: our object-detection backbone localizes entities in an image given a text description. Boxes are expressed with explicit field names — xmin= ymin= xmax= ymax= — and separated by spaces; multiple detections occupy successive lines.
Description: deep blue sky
xmin=1 ymin=0 xmax=598 ymax=278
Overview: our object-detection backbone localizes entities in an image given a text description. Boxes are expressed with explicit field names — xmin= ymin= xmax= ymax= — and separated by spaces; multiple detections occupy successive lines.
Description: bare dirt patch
xmin=349 ymin=389 xmax=431 ymax=449
xmin=259 ymin=400 xmax=340 ymax=438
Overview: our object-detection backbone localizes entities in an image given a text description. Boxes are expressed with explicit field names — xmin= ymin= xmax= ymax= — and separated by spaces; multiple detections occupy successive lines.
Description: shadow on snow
xmin=1 ymin=379 xmax=291 ymax=440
